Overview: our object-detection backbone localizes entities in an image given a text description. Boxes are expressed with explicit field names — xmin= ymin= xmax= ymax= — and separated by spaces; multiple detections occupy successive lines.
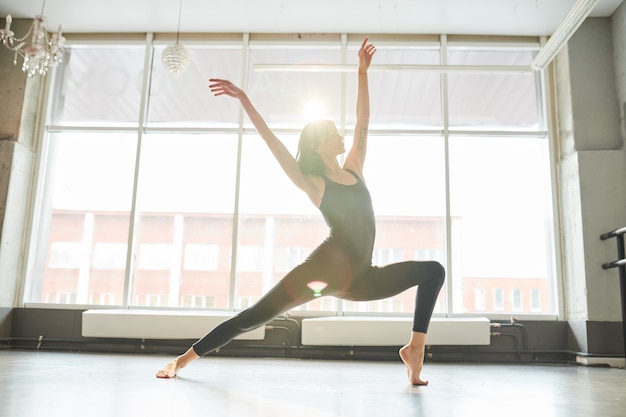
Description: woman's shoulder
xmin=342 ymin=164 xmax=365 ymax=183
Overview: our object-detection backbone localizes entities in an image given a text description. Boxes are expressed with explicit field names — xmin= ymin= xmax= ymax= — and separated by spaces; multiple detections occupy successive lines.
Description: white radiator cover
xmin=301 ymin=317 xmax=491 ymax=346
xmin=81 ymin=309 xmax=265 ymax=340
xmin=82 ymin=310 xmax=490 ymax=346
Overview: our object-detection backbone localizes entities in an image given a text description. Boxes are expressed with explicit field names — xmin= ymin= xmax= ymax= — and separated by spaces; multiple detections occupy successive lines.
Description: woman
xmin=157 ymin=37 xmax=445 ymax=386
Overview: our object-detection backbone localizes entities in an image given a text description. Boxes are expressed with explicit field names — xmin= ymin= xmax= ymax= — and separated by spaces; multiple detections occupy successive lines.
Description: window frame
xmin=20 ymin=33 xmax=562 ymax=321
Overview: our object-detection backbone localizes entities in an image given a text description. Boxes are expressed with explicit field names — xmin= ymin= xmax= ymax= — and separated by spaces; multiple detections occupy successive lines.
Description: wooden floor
xmin=1 ymin=350 xmax=625 ymax=417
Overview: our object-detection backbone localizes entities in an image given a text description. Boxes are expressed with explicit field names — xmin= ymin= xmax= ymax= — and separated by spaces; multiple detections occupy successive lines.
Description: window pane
xmin=236 ymin=134 xmax=327 ymax=311
xmin=51 ymin=46 xmax=146 ymax=126
xmin=343 ymin=136 xmax=447 ymax=315
xmin=447 ymin=48 xmax=538 ymax=130
xmin=449 ymin=73 xmax=538 ymax=131
xmin=28 ymin=133 xmax=137 ymax=305
xmin=248 ymin=47 xmax=343 ymax=129
xmin=449 ymin=136 xmax=556 ymax=314
xmin=130 ymin=134 xmax=238 ymax=308
xmin=448 ymin=72 xmax=538 ymax=130
xmin=29 ymin=36 xmax=556 ymax=318
xmin=184 ymin=244 xmax=219 ymax=271
xmin=148 ymin=45 xmax=243 ymax=127
xmin=346 ymin=44 xmax=442 ymax=129
xmin=474 ymin=287 xmax=486 ymax=311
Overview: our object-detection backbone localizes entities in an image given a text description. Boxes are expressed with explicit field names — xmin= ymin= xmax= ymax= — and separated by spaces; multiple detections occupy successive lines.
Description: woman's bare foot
xmin=399 ymin=344 xmax=427 ymax=385
xmin=399 ymin=331 xmax=429 ymax=385
xmin=156 ymin=358 xmax=181 ymax=378
xmin=156 ymin=347 xmax=200 ymax=378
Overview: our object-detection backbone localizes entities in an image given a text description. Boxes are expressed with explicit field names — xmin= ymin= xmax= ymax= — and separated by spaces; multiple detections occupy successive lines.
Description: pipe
xmin=600 ymin=229 xmax=626 ymax=360
xmin=491 ymin=319 xmax=529 ymax=350
xmin=600 ymin=226 xmax=626 ymax=240
xmin=491 ymin=332 xmax=523 ymax=352
xmin=265 ymin=325 xmax=293 ymax=356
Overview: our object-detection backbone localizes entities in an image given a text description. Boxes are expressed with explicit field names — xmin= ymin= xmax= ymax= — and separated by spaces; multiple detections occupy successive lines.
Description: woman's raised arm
xmin=209 ymin=79 xmax=322 ymax=203
xmin=344 ymin=37 xmax=376 ymax=178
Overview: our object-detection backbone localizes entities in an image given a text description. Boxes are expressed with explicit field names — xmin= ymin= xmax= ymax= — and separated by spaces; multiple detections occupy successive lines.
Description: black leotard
xmin=319 ymin=170 xmax=375 ymax=276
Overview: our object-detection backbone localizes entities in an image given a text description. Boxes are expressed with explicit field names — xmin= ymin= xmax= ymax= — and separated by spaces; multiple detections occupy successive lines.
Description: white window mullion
xmin=441 ymin=34 xmax=455 ymax=317
xmin=123 ymin=32 xmax=155 ymax=308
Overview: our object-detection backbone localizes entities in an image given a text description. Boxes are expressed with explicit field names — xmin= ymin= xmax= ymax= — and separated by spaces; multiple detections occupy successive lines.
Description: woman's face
xmin=318 ymin=122 xmax=345 ymax=156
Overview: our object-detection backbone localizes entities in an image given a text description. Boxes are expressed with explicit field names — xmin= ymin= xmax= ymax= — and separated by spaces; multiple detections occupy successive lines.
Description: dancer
xmin=156 ymin=37 xmax=444 ymax=386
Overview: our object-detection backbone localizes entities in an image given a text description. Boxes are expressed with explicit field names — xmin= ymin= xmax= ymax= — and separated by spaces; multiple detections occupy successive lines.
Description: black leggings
xmin=192 ymin=240 xmax=445 ymax=356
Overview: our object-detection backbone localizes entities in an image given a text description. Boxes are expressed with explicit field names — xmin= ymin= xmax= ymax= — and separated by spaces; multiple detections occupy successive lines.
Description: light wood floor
xmin=1 ymin=350 xmax=625 ymax=417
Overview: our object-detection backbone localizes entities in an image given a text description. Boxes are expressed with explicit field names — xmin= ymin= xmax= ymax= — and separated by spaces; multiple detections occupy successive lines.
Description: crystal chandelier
xmin=0 ymin=2 xmax=64 ymax=77
xmin=161 ymin=0 xmax=190 ymax=76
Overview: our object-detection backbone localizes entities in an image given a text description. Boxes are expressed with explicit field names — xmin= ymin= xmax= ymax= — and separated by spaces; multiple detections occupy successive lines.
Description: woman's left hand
xmin=358 ymin=37 xmax=376 ymax=72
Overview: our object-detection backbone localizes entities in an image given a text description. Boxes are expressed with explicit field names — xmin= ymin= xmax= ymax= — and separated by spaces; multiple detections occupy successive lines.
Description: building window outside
xmin=181 ymin=295 xmax=215 ymax=309
xmin=184 ymin=244 xmax=219 ymax=271
xmin=512 ymin=289 xmax=523 ymax=312
xmin=377 ymin=298 xmax=404 ymax=313
xmin=143 ymin=294 xmax=169 ymax=307
xmin=415 ymin=248 xmax=445 ymax=264
xmin=275 ymin=246 xmax=310 ymax=272
xmin=237 ymin=245 xmax=265 ymax=272
xmin=474 ymin=287 xmax=486 ymax=311
xmin=46 ymin=291 xmax=77 ymax=304
xmin=49 ymin=242 xmax=84 ymax=269
xmin=24 ymin=34 xmax=557 ymax=318
xmin=238 ymin=296 xmax=256 ymax=310
xmin=373 ymin=248 xmax=404 ymax=265
xmin=531 ymin=289 xmax=541 ymax=312
xmin=98 ymin=293 xmax=117 ymax=305
xmin=137 ymin=244 xmax=175 ymax=270
xmin=320 ymin=298 xmax=339 ymax=311
xmin=93 ymin=243 xmax=128 ymax=270
xmin=493 ymin=288 xmax=504 ymax=311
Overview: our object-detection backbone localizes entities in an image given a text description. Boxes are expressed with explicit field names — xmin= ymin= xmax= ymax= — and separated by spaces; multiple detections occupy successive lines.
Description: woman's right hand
xmin=208 ymin=78 xmax=245 ymax=99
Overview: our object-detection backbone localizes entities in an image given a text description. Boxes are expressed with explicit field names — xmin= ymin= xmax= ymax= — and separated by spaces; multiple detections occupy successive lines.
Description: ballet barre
xmin=600 ymin=225 xmax=626 ymax=360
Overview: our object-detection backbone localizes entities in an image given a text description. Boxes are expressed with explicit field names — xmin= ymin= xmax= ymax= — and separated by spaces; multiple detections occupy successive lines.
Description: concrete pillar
xmin=0 ymin=18 xmax=42 ymax=308
xmin=555 ymin=16 xmax=626 ymax=356
xmin=614 ymin=2 xmax=626 ymax=148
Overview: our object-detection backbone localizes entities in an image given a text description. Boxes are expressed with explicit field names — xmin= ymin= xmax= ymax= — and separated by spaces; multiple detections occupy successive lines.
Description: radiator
xmin=82 ymin=310 xmax=489 ymax=346
xmin=81 ymin=309 xmax=265 ymax=340
xmin=301 ymin=317 xmax=491 ymax=346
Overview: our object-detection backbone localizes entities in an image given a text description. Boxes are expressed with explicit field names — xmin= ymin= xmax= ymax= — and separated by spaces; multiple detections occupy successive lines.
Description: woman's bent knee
xmin=429 ymin=261 xmax=446 ymax=286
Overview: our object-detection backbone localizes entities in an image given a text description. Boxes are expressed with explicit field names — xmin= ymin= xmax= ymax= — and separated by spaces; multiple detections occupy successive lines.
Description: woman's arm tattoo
xmin=358 ymin=125 xmax=367 ymax=152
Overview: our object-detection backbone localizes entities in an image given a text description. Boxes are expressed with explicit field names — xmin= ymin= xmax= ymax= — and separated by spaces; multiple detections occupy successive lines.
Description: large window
xmin=25 ymin=34 xmax=558 ymax=317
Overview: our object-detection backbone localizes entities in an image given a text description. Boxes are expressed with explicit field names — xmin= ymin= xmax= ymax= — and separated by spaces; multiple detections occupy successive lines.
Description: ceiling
xmin=0 ymin=0 xmax=623 ymax=36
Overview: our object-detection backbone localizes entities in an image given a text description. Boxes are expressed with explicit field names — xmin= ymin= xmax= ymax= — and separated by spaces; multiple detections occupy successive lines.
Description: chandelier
xmin=0 ymin=2 xmax=64 ymax=77
xmin=161 ymin=0 xmax=190 ymax=76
